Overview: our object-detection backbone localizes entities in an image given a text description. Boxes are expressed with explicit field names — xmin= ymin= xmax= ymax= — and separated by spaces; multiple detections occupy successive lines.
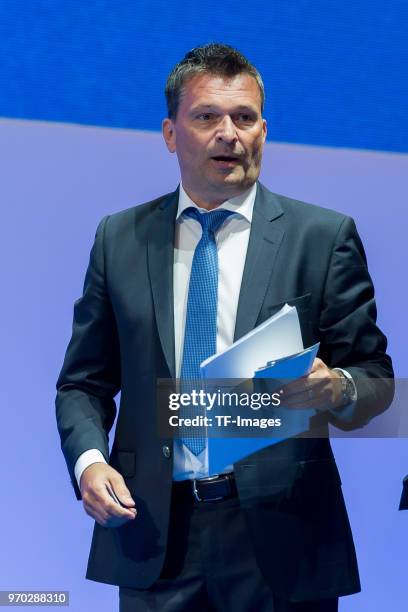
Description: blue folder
xmin=205 ymin=343 xmax=320 ymax=474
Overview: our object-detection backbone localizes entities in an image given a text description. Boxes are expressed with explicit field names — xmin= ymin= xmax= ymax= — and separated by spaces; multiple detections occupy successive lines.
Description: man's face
xmin=162 ymin=72 xmax=267 ymax=206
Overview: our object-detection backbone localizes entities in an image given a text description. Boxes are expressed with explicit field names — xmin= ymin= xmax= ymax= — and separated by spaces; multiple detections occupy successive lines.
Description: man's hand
xmin=80 ymin=462 xmax=137 ymax=528
xmin=279 ymin=358 xmax=343 ymax=411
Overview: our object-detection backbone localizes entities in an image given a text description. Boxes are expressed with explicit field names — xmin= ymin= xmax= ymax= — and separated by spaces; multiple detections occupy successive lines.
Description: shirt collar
xmin=176 ymin=182 xmax=257 ymax=223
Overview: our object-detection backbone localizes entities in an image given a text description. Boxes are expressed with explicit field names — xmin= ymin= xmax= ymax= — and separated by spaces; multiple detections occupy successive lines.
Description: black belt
xmin=174 ymin=473 xmax=238 ymax=502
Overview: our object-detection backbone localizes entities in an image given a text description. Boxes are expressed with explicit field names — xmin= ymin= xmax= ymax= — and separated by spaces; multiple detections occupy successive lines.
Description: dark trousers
xmin=119 ymin=483 xmax=338 ymax=612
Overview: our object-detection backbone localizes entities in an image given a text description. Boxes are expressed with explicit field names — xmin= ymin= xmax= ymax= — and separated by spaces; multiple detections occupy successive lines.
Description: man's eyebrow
xmin=189 ymin=103 xmax=258 ymax=113
xmin=188 ymin=104 xmax=217 ymax=113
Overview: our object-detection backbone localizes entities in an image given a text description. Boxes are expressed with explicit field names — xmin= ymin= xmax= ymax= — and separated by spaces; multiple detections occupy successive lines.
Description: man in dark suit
xmin=56 ymin=44 xmax=394 ymax=611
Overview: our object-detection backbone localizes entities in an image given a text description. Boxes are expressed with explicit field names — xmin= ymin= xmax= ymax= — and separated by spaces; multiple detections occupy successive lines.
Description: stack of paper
xmin=199 ymin=304 xmax=319 ymax=474
xmin=200 ymin=304 xmax=303 ymax=379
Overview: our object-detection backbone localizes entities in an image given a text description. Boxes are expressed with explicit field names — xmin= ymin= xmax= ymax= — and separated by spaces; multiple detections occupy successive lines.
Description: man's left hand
xmin=279 ymin=358 xmax=343 ymax=412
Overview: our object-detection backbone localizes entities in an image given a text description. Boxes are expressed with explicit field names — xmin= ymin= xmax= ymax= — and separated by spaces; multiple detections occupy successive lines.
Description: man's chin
xmin=210 ymin=173 xmax=255 ymax=195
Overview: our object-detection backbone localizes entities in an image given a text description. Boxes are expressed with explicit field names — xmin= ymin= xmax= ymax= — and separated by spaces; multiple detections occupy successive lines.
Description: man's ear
xmin=162 ymin=118 xmax=176 ymax=153
xmin=262 ymin=118 xmax=267 ymax=144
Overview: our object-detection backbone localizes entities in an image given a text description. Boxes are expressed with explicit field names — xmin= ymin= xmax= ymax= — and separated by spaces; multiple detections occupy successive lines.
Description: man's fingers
xmin=84 ymin=502 xmax=135 ymax=528
xmin=101 ymin=495 xmax=137 ymax=521
xmin=279 ymin=378 xmax=333 ymax=409
xmin=108 ymin=479 xmax=136 ymax=509
xmin=80 ymin=463 xmax=137 ymax=527
xmin=91 ymin=483 xmax=137 ymax=517
xmin=84 ymin=491 xmax=136 ymax=527
xmin=280 ymin=387 xmax=317 ymax=406
xmin=279 ymin=377 xmax=311 ymax=398
xmin=281 ymin=394 xmax=329 ymax=410
xmin=281 ymin=374 xmax=326 ymax=394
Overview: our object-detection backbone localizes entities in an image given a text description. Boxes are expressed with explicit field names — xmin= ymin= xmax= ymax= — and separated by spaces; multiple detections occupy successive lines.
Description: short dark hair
xmin=165 ymin=43 xmax=265 ymax=120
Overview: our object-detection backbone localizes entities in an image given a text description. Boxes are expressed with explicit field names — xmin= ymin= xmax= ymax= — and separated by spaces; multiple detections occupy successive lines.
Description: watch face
xmin=334 ymin=369 xmax=356 ymax=404
xmin=345 ymin=377 xmax=356 ymax=402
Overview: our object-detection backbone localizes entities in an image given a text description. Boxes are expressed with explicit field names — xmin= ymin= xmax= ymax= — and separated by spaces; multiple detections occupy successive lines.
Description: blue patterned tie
xmin=180 ymin=206 xmax=235 ymax=455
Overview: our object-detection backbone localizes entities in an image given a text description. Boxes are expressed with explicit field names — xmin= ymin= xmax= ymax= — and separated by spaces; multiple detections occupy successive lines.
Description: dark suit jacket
xmin=56 ymin=182 xmax=394 ymax=602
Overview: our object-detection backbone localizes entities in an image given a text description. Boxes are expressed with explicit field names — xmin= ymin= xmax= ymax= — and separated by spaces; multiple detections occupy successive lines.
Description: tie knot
xmin=183 ymin=207 xmax=235 ymax=235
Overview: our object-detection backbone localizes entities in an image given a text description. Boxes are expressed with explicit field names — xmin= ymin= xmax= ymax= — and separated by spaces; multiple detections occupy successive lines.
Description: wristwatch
xmin=332 ymin=368 xmax=357 ymax=408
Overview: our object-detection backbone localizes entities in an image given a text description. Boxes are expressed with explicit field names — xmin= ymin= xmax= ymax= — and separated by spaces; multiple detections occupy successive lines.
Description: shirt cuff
xmin=74 ymin=449 xmax=107 ymax=490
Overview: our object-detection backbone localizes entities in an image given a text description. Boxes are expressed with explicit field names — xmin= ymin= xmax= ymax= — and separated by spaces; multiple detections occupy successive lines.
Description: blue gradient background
xmin=0 ymin=2 xmax=407 ymax=611
xmin=1 ymin=0 xmax=407 ymax=151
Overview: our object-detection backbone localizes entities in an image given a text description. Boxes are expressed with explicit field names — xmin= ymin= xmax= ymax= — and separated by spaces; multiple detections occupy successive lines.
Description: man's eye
xmin=237 ymin=114 xmax=254 ymax=122
xmin=197 ymin=113 xmax=212 ymax=121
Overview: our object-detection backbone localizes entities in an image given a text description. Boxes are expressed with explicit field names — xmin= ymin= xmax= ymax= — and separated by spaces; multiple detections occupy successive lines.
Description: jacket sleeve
xmin=55 ymin=216 xmax=121 ymax=500
xmin=318 ymin=215 xmax=394 ymax=430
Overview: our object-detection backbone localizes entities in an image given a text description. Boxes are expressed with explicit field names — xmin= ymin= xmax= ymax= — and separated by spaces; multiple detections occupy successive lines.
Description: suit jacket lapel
xmin=147 ymin=188 xmax=179 ymax=379
xmin=147 ymin=182 xmax=284 ymax=374
xmin=234 ymin=182 xmax=285 ymax=341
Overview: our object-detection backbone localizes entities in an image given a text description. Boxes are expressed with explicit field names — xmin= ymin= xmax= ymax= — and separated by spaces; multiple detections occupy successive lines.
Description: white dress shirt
xmin=172 ymin=182 xmax=256 ymax=480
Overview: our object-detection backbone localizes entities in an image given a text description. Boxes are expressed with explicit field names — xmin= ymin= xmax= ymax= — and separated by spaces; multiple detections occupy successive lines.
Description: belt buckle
xmin=192 ymin=474 xmax=223 ymax=502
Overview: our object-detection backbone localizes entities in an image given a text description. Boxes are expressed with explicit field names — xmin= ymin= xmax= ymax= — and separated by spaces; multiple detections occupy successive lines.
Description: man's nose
xmin=215 ymin=115 xmax=238 ymax=144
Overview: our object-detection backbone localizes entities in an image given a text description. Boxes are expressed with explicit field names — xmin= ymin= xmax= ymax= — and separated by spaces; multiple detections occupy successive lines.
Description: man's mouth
xmin=210 ymin=155 xmax=241 ymax=165
xmin=211 ymin=155 xmax=239 ymax=161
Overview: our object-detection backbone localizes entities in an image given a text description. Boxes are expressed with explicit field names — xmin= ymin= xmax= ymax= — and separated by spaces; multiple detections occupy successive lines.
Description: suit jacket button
xmin=162 ymin=445 xmax=171 ymax=458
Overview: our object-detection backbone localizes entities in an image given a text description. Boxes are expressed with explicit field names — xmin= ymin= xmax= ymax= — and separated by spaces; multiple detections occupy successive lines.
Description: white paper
xmin=200 ymin=304 xmax=304 ymax=379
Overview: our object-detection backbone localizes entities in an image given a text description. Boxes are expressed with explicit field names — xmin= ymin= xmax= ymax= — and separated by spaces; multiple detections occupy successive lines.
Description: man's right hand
xmin=79 ymin=462 xmax=137 ymax=528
